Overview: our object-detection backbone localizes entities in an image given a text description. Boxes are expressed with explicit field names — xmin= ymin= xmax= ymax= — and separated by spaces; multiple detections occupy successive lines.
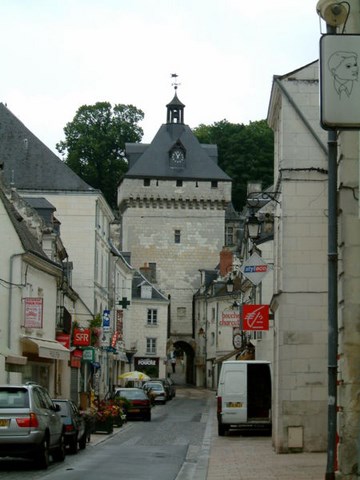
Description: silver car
xmin=0 ymin=382 xmax=66 ymax=469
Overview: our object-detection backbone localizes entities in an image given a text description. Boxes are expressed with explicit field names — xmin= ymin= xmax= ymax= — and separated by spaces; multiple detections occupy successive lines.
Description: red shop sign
xmin=56 ymin=333 xmax=70 ymax=349
xmin=242 ymin=305 xmax=269 ymax=331
xmin=73 ymin=328 xmax=91 ymax=346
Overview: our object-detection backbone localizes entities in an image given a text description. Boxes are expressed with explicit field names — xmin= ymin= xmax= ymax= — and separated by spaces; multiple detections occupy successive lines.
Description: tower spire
xmin=171 ymin=73 xmax=180 ymax=92
xmin=167 ymin=74 xmax=185 ymax=124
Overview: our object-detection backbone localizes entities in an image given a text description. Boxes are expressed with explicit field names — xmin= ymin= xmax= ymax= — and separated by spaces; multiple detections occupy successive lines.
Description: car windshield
xmin=145 ymin=383 xmax=163 ymax=391
xmin=116 ymin=390 xmax=147 ymax=400
xmin=0 ymin=388 xmax=29 ymax=408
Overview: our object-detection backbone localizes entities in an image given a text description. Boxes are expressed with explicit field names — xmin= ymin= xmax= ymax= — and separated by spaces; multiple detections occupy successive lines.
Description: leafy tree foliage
xmin=56 ymin=102 xmax=144 ymax=209
xmin=193 ymin=119 xmax=274 ymax=211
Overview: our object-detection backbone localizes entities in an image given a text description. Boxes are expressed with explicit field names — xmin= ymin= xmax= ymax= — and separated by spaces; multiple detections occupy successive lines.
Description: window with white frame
xmin=147 ymin=309 xmax=158 ymax=325
xmin=146 ymin=337 xmax=157 ymax=355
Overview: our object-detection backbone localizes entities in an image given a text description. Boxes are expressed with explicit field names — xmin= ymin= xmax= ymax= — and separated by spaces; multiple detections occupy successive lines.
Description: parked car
xmin=142 ymin=381 xmax=167 ymax=405
xmin=0 ymin=383 xmax=66 ymax=469
xmin=53 ymin=399 xmax=87 ymax=453
xmin=113 ymin=388 xmax=151 ymax=421
xmin=151 ymin=378 xmax=175 ymax=400
xmin=165 ymin=377 xmax=176 ymax=399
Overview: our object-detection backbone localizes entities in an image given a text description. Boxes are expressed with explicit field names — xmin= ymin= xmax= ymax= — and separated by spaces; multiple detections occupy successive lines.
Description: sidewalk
xmin=205 ymin=391 xmax=327 ymax=480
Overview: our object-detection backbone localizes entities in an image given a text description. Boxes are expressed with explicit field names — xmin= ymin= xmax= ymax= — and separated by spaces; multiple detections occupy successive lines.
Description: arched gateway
xmin=167 ymin=337 xmax=195 ymax=385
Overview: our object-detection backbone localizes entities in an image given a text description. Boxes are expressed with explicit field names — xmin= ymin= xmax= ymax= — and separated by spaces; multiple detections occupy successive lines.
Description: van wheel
xmin=218 ymin=422 xmax=227 ymax=436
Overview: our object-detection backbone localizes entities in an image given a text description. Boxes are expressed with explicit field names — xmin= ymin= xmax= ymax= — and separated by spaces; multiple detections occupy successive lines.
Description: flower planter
xmin=94 ymin=418 xmax=113 ymax=434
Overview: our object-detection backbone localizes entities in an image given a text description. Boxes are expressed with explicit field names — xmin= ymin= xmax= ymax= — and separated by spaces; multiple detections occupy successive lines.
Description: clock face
xmin=171 ymin=149 xmax=185 ymax=165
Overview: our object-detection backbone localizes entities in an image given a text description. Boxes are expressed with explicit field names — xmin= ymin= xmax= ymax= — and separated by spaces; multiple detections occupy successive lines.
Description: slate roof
xmin=0 ymin=103 xmax=94 ymax=192
xmin=124 ymin=95 xmax=231 ymax=182
xmin=0 ymin=185 xmax=60 ymax=268
xmin=131 ymin=270 xmax=168 ymax=302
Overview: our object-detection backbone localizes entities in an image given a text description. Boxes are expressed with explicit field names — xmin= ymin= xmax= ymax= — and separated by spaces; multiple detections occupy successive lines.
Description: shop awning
xmin=21 ymin=336 xmax=70 ymax=361
xmin=0 ymin=346 xmax=28 ymax=365
xmin=213 ymin=348 xmax=243 ymax=364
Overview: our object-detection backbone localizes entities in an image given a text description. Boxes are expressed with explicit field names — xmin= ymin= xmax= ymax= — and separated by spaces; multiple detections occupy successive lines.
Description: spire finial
xmin=171 ymin=73 xmax=180 ymax=92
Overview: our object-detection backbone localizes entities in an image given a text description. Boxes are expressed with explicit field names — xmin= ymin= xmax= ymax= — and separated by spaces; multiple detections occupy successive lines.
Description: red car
xmin=113 ymin=388 xmax=151 ymax=421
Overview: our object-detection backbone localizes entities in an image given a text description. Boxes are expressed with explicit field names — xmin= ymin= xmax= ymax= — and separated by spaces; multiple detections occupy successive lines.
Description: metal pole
xmin=325 ymin=110 xmax=338 ymax=479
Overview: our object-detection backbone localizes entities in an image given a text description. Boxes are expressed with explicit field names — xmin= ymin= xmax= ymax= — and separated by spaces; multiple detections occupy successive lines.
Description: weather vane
xmin=171 ymin=73 xmax=181 ymax=91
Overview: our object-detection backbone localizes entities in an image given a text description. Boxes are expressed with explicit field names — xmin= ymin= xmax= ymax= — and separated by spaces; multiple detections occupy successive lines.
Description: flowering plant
xmin=95 ymin=399 xmax=124 ymax=421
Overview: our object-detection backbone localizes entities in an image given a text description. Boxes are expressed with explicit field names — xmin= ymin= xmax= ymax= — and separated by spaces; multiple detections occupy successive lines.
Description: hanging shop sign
xmin=240 ymin=252 xmax=271 ymax=285
xmin=102 ymin=309 xmax=111 ymax=331
xmin=242 ymin=305 xmax=269 ymax=331
xmin=320 ymin=34 xmax=360 ymax=129
xmin=56 ymin=333 xmax=71 ymax=349
xmin=73 ymin=328 xmax=91 ymax=346
xmin=82 ymin=347 xmax=95 ymax=362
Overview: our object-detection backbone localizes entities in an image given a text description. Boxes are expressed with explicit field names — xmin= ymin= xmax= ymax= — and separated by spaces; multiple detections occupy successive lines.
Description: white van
xmin=216 ymin=360 xmax=272 ymax=436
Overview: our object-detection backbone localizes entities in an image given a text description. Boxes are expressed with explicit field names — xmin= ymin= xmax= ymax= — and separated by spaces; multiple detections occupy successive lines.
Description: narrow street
xmin=0 ymin=386 xmax=326 ymax=480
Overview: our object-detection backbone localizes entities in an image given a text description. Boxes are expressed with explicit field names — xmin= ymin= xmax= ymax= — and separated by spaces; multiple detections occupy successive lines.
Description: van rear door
xmin=221 ymin=363 xmax=247 ymax=424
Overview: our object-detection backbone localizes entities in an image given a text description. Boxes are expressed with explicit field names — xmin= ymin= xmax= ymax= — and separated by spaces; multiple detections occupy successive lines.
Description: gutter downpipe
xmin=7 ymin=253 xmax=23 ymax=383
xmin=325 ymin=24 xmax=338 ymax=480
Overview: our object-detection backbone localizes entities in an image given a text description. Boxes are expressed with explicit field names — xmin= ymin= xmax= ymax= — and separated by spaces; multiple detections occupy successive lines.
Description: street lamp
xmin=246 ymin=212 xmax=261 ymax=240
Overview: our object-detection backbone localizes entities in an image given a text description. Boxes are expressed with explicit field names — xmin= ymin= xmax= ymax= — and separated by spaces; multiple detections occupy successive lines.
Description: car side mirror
xmin=53 ymin=403 xmax=61 ymax=412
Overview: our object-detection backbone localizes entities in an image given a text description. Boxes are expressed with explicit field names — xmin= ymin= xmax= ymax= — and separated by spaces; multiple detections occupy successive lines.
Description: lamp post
xmin=316 ymin=2 xmax=348 ymax=478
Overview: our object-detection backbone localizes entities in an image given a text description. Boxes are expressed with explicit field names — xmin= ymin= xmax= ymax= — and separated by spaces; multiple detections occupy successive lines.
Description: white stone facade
xmin=268 ymin=61 xmax=329 ymax=452
xmin=120 ymin=178 xmax=231 ymax=337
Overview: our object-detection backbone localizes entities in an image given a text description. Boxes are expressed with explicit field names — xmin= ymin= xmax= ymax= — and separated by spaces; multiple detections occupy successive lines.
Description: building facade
xmin=118 ymin=90 xmax=232 ymax=382
xmin=268 ymin=61 xmax=329 ymax=452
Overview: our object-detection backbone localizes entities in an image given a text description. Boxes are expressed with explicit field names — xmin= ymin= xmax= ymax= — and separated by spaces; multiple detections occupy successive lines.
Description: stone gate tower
xmin=117 ymin=87 xmax=232 ymax=380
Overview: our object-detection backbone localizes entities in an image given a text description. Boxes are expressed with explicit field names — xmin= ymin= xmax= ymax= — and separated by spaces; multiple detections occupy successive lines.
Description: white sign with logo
xmin=240 ymin=252 xmax=271 ymax=286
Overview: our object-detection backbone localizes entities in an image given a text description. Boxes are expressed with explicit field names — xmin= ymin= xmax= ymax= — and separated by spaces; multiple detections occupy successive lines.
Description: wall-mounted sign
xmin=242 ymin=305 xmax=269 ymax=331
xmin=24 ymin=298 xmax=43 ymax=328
xmin=320 ymin=34 xmax=360 ymax=129
xmin=220 ymin=311 xmax=240 ymax=327
xmin=73 ymin=328 xmax=91 ymax=346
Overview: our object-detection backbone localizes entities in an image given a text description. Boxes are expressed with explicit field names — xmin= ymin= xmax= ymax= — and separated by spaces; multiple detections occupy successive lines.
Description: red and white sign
xmin=56 ymin=333 xmax=71 ymax=349
xmin=243 ymin=305 xmax=269 ymax=331
xmin=24 ymin=298 xmax=43 ymax=328
xmin=73 ymin=328 xmax=91 ymax=346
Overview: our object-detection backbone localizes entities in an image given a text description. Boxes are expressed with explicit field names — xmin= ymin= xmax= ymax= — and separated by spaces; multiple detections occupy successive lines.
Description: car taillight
xmin=217 ymin=396 xmax=222 ymax=414
xmin=65 ymin=424 xmax=75 ymax=432
xmin=16 ymin=412 xmax=39 ymax=428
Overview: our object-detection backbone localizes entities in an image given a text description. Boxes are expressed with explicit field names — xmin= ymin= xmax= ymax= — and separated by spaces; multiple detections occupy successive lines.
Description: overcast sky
xmin=0 ymin=1 xmax=323 ymax=154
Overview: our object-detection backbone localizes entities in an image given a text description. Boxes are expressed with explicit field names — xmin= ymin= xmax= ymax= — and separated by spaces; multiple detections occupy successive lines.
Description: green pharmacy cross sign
xmin=117 ymin=297 xmax=131 ymax=309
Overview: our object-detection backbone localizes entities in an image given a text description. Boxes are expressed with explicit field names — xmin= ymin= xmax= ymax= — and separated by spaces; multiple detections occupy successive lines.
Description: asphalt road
xmin=0 ymin=386 xmax=213 ymax=480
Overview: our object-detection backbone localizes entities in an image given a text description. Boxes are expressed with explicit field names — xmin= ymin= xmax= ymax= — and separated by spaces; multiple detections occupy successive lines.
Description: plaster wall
xmin=23 ymin=192 xmax=113 ymax=315
xmin=129 ymin=299 xmax=168 ymax=379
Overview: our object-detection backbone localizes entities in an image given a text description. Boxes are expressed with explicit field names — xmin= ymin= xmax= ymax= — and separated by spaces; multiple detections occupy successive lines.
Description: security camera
xmin=316 ymin=0 xmax=348 ymax=26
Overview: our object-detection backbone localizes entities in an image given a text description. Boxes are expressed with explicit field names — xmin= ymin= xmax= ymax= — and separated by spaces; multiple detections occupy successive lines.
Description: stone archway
xmin=167 ymin=338 xmax=195 ymax=385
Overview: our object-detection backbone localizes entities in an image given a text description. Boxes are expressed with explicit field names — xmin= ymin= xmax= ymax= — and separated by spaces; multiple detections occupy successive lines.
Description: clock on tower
xmin=170 ymin=148 xmax=185 ymax=168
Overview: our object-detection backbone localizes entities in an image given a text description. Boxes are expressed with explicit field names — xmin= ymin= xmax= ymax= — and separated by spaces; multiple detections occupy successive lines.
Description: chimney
xmin=219 ymin=248 xmax=233 ymax=277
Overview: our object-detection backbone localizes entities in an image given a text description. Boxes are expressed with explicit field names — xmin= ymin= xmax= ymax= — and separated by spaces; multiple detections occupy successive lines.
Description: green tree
xmin=193 ymin=119 xmax=274 ymax=210
xmin=56 ymin=102 xmax=144 ymax=209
